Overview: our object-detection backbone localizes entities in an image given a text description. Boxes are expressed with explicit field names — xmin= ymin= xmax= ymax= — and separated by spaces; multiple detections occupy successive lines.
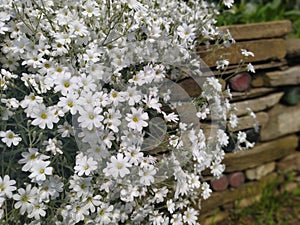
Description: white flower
xmin=27 ymin=202 xmax=47 ymax=220
xmin=183 ymin=207 xmax=198 ymax=225
xmin=247 ymin=63 xmax=255 ymax=73
xmin=201 ymin=182 xmax=212 ymax=199
xmin=162 ymin=111 xmax=179 ymax=123
xmin=210 ymin=161 xmax=225 ymax=177
xmin=69 ymin=175 xmax=92 ymax=198
xmin=28 ymin=160 xmax=53 ymax=181
xmin=241 ymin=49 xmax=254 ymax=57
xmin=13 ymin=184 xmax=38 ymax=215
xmin=237 ymin=131 xmax=247 ymax=143
xmin=0 ymin=175 xmax=16 ymax=198
xmin=18 ymin=148 xmax=49 ymax=172
xmin=74 ymin=153 xmax=98 ymax=176
xmin=188 ymin=174 xmax=200 ymax=189
xmin=216 ymin=59 xmax=229 ymax=70
xmin=95 ymin=203 xmax=114 ymax=225
xmin=171 ymin=213 xmax=183 ymax=225
xmin=223 ymin=0 xmax=234 ymax=8
xmin=177 ymin=23 xmax=196 ymax=40
xmin=54 ymin=72 xmax=80 ymax=96
xmin=229 ymin=113 xmax=238 ymax=128
xmin=103 ymin=153 xmax=132 ymax=178
xmin=126 ymin=107 xmax=149 ymax=132
xmin=31 ymin=104 xmax=59 ymax=129
xmin=139 ymin=164 xmax=157 ymax=186
xmin=44 ymin=138 xmax=63 ymax=155
xmin=0 ymin=130 xmax=22 ymax=147
xmin=217 ymin=129 xmax=229 ymax=147
xmin=78 ymin=106 xmax=104 ymax=130
xmin=166 ymin=199 xmax=175 ymax=213
xmin=103 ymin=108 xmax=122 ymax=133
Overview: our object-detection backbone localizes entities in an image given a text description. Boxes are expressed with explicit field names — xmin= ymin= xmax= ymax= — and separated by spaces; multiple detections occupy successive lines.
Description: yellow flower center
xmin=41 ymin=113 xmax=48 ymax=119
xmin=64 ymin=82 xmax=70 ymax=88
xmin=21 ymin=195 xmax=28 ymax=202
xmin=132 ymin=116 xmax=138 ymax=122
xmin=117 ymin=163 xmax=123 ymax=170
xmin=8 ymin=133 xmax=14 ymax=139
xmin=68 ymin=101 xmax=74 ymax=107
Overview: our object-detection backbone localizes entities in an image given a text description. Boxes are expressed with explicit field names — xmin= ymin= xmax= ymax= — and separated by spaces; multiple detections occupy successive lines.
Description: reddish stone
xmin=229 ymin=72 xmax=252 ymax=92
xmin=210 ymin=175 xmax=229 ymax=191
xmin=228 ymin=172 xmax=245 ymax=188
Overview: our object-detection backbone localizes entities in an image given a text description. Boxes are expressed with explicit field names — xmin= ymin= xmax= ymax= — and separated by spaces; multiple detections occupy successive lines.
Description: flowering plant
xmin=0 ymin=0 xmax=256 ymax=224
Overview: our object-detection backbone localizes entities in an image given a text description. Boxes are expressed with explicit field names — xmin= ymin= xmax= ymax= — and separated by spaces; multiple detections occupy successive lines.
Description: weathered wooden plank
xmin=222 ymin=135 xmax=298 ymax=172
xmin=260 ymin=104 xmax=300 ymax=141
xmin=264 ymin=66 xmax=300 ymax=86
xmin=234 ymin=92 xmax=284 ymax=116
xmin=199 ymin=39 xmax=286 ymax=67
xmin=228 ymin=111 xmax=269 ymax=132
xmin=220 ymin=20 xmax=292 ymax=41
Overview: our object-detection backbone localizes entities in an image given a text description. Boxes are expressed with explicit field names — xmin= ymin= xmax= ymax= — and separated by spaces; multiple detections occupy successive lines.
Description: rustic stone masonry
xmin=193 ymin=20 xmax=300 ymax=224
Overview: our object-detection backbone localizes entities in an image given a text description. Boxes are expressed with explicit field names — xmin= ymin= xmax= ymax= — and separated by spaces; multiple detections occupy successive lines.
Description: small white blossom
xmin=0 ymin=130 xmax=22 ymax=147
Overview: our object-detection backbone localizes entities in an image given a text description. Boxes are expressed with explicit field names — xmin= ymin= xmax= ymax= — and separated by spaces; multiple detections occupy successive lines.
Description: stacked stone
xmin=193 ymin=20 xmax=300 ymax=225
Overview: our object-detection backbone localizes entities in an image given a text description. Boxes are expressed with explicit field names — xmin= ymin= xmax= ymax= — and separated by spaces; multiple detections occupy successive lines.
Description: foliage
xmin=216 ymin=0 xmax=300 ymax=38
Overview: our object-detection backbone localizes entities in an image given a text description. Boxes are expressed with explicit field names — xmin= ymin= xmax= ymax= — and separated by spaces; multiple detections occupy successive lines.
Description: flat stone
xmin=201 ymin=211 xmax=228 ymax=225
xmin=210 ymin=175 xmax=229 ymax=191
xmin=264 ymin=66 xmax=300 ymax=87
xmin=245 ymin=162 xmax=276 ymax=180
xmin=230 ymin=87 xmax=276 ymax=101
xmin=236 ymin=194 xmax=261 ymax=208
xmin=277 ymin=152 xmax=300 ymax=172
xmin=213 ymin=60 xmax=287 ymax=76
xmin=228 ymin=111 xmax=269 ymax=132
xmin=199 ymin=39 xmax=286 ymax=67
xmin=228 ymin=172 xmax=245 ymax=188
xmin=223 ymin=135 xmax=298 ymax=172
xmin=260 ymin=104 xmax=300 ymax=141
xmin=220 ymin=20 xmax=292 ymax=41
xmin=233 ymin=92 xmax=284 ymax=116
xmin=285 ymin=38 xmax=300 ymax=58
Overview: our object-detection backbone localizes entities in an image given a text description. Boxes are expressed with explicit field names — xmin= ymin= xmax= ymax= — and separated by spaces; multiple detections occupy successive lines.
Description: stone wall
xmin=195 ymin=20 xmax=300 ymax=224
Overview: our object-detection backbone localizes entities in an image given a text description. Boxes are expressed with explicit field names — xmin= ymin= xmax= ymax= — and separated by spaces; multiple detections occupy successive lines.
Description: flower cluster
xmin=0 ymin=0 xmax=254 ymax=224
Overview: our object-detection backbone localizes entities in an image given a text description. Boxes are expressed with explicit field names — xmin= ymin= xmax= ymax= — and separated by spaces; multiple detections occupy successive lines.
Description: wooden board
xmin=220 ymin=20 xmax=292 ymax=41
xmin=198 ymin=39 xmax=286 ymax=67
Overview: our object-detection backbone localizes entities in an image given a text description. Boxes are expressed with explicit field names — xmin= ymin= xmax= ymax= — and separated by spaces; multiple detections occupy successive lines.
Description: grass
xmin=217 ymin=172 xmax=300 ymax=225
